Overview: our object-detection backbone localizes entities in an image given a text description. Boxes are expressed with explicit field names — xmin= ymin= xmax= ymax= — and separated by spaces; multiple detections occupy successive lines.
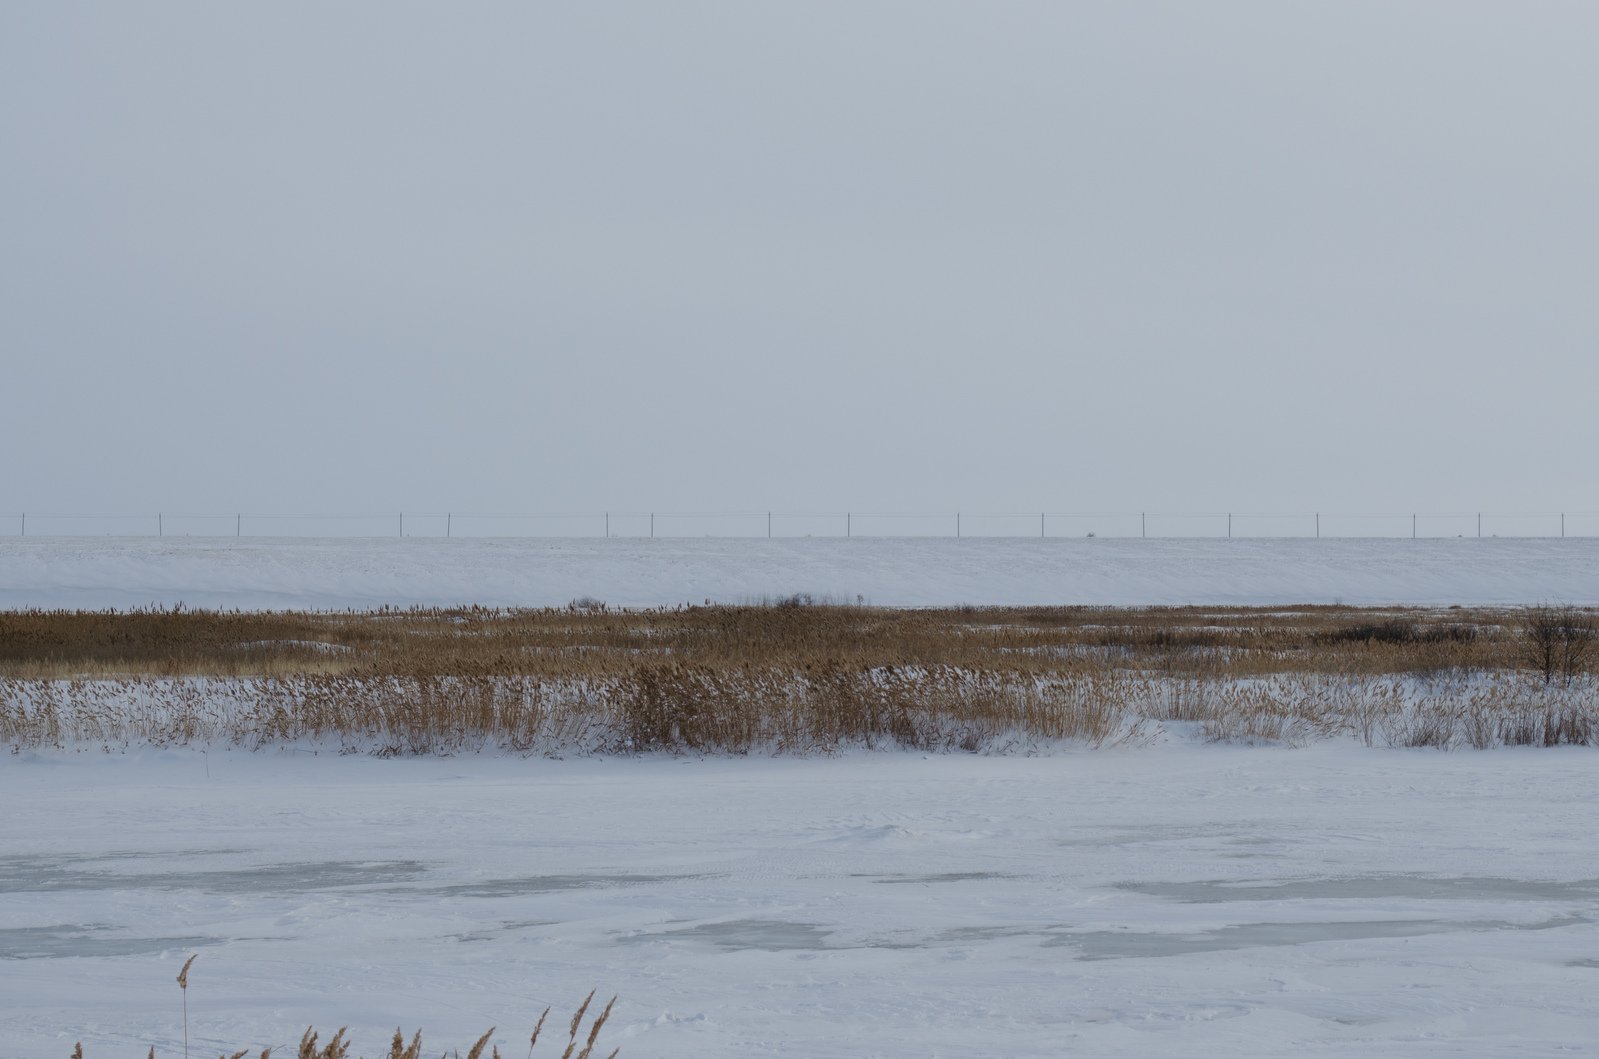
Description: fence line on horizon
xmin=3 ymin=510 xmax=1598 ymax=540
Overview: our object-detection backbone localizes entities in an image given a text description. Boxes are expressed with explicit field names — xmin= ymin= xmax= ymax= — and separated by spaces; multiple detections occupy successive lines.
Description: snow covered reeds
xmin=3 ymin=604 xmax=1597 ymax=754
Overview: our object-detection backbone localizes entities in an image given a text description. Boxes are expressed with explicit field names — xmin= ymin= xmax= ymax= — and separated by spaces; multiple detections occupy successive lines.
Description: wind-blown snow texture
xmin=4 ymin=748 xmax=1598 ymax=1057
xmin=4 ymin=537 xmax=1599 ymax=610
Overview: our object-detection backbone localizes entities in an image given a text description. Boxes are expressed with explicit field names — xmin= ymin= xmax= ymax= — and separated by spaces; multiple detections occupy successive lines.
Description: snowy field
xmin=4 ymin=745 xmax=1598 ymax=1057
xmin=6 ymin=538 xmax=1599 ymax=1057
xmin=4 ymin=536 xmax=1599 ymax=610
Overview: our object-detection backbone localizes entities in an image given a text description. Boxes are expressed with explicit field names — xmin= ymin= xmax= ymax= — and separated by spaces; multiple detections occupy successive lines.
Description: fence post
xmin=20 ymin=513 xmax=24 ymax=537
xmin=37 ymin=506 xmax=1577 ymax=542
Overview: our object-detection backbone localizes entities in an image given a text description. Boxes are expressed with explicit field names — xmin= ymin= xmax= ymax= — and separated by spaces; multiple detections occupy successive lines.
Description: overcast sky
xmin=3 ymin=3 xmax=1596 ymax=530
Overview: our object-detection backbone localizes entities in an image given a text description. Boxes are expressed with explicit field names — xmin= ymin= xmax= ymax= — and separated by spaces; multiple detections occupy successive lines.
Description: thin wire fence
xmin=3 ymin=510 xmax=1598 ymax=539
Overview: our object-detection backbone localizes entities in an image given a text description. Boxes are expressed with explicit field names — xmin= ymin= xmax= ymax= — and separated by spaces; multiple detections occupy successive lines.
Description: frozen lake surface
xmin=4 ymin=745 xmax=1598 ymax=1057
xmin=4 ymin=536 xmax=1599 ymax=610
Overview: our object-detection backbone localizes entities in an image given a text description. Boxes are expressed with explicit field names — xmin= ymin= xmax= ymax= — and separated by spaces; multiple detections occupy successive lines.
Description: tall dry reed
xmin=6 ymin=604 xmax=1594 ymax=754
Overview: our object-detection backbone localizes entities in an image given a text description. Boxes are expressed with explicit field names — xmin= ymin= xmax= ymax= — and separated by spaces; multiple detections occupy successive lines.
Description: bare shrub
xmin=1520 ymin=605 xmax=1597 ymax=685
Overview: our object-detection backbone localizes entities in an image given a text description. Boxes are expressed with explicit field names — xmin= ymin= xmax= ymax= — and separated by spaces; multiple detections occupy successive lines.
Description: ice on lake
xmin=3 ymin=745 xmax=1598 ymax=1057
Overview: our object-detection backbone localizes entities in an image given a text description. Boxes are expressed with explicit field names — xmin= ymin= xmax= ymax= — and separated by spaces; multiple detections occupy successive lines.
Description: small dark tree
xmin=1520 ymin=604 xmax=1597 ymax=685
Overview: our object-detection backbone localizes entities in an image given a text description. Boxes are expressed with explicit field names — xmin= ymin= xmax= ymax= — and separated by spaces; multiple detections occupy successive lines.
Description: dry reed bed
xmin=3 ymin=604 xmax=1595 ymax=753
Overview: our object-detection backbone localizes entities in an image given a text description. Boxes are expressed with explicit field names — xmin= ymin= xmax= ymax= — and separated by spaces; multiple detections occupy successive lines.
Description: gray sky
xmin=4 ymin=2 xmax=1596 ymax=530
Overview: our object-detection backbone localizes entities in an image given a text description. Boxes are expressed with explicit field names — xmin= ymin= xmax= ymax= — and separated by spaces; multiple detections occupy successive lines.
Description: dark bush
xmin=1520 ymin=605 xmax=1597 ymax=685
xmin=1323 ymin=620 xmax=1477 ymax=647
xmin=1327 ymin=620 xmax=1419 ymax=645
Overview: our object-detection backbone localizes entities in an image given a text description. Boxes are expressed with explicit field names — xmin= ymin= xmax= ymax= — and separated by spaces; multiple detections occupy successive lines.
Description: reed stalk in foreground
xmin=177 ymin=954 xmax=197 ymax=1059
xmin=70 ymin=965 xmax=616 ymax=1059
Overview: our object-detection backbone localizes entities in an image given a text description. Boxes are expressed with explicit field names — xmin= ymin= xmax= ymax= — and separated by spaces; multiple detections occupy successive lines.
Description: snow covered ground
xmin=6 ymin=539 xmax=1598 ymax=1057
xmin=4 ymin=536 xmax=1599 ymax=611
xmin=4 ymin=744 xmax=1598 ymax=1058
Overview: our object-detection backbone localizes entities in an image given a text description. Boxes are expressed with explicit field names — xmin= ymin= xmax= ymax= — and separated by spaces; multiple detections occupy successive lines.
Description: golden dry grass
xmin=0 ymin=603 xmax=1538 ymax=680
xmin=4 ymin=603 xmax=1596 ymax=753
